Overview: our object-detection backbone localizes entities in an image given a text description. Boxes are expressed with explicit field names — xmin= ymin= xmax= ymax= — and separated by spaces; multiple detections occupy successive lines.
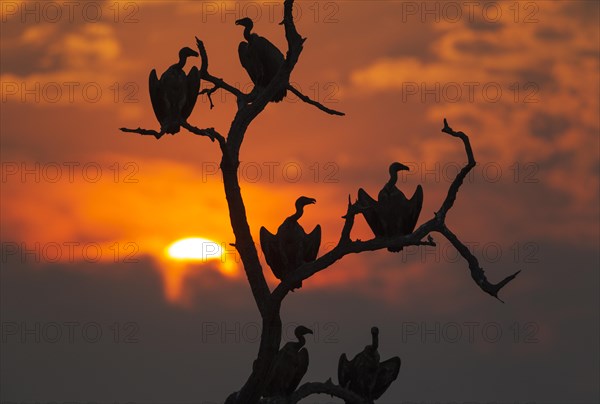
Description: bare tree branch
xmin=272 ymin=217 xmax=439 ymax=303
xmin=119 ymin=126 xmax=165 ymax=139
xmin=271 ymin=118 xmax=520 ymax=306
xmin=198 ymin=86 xmax=219 ymax=109
xmin=287 ymin=379 xmax=371 ymax=404
xmin=195 ymin=37 xmax=247 ymax=106
xmin=438 ymin=117 xmax=476 ymax=220
xmin=287 ymin=85 xmax=345 ymax=116
xmin=339 ymin=195 xmax=357 ymax=244
xmin=120 ymin=123 xmax=224 ymax=145
xmin=439 ymin=225 xmax=521 ymax=303
xmin=227 ymin=2 xmax=322 ymax=402
xmin=180 ymin=121 xmax=225 ymax=145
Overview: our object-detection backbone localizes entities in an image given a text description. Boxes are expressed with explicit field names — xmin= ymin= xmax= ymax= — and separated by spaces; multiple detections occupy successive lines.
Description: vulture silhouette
xmin=149 ymin=47 xmax=200 ymax=135
xmin=358 ymin=162 xmax=423 ymax=251
xmin=264 ymin=325 xmax=313 ymax=398
xmin=338 ymin=327 xmax=401 ymax=402
xmin=235 ymin=17 xmax=287 ymax=102
xmin=260 ymin=196 xmax=321 ymax=289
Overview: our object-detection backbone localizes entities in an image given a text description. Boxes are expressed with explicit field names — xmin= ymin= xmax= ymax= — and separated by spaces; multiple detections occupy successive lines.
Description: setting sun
xmin=158 ymin=237 xmax=237 ymax=304
xmin=167 ymin=237 xmax=223 ymax=261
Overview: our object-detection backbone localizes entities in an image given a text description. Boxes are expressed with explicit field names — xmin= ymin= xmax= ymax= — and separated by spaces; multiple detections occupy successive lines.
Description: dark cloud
xmin=538 ymin=150 xmax=577 ymax=173
xmin=2 ymin=241 xmax=598 ymax=403
xmin=561 ymin=1 xmax=600 ymax=25
xmin=578 ymin=48 xmax=600 ymax=60
xmin=454 ymin=39 xmax=507 ymax=56
xmin=466 ymin=19 xmax=505 ymax=33
xmin=530 ymin=112 xmax=571 ymax=140
xmin=0 ymin=45 xmax=65 ymax=76
xmin=513 ymin=68 xmax=556 ymax=91
xmin=0 ymin=257 xmax=258 ymax=402
xmin=535 ymin=27 xmax=574 ymax=42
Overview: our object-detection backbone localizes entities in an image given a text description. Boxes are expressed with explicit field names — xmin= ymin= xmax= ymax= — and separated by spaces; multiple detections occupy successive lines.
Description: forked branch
xmin=271 ymin=118 xmax=521 ymax=305
xmin=195 ymin=37 xmax=247 ymax=107
xmin=181 ymin=121 xmax=225 ymax=145
xmin=119 ymin=126 xmax=164 ymax=139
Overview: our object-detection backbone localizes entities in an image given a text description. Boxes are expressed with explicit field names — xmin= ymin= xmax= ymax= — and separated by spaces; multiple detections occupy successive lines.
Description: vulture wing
xmin=303 ymin=224 xmax=321 ymax=262
xmin=372 ymin=356 xmax=401 ymax=400
xmin=238 ymin=41 xmax=263 ymax=86
xmin=338 ymin=353 xmax=353 ymax=388
xmin=287 ymin=347 xmax=309 ymax=394
xmin=252 ymin=35 xmax=286 ymax=101
xmin=260 ymin=226 xmax=286 ymax=280
xmin=149 ymin=69 xmax=166 ymax=126
xmin=403 ymin=184 xmax=423 ymax=234
xmin=182 ymin=66 xmax=200 ymax=120
xmin=358 ymin=188 xmax=385 ymax=237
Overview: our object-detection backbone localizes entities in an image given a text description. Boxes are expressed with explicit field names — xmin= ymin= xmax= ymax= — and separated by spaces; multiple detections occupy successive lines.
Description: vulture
xmin=357 ymin=162 xmax=423 ymax=251
xmin=260 ymin=196 xmax=321 ymax=289
xmin=264 ymin=325 xmax=313 ymax=398
xmin=235 ymin=17 xmax=287 ymax=102
xmin=149 ymin=47 xmax=200 ymax=135
xmin=338 ymin=327 xmax=401 ymax=402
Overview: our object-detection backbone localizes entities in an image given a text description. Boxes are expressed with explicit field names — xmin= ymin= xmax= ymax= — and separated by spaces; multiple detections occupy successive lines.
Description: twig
xmin=181 ymin=121 xmax=225 ymax=145
xmin=119 ymin=127 xmax=165 ymax=139
xmin=196 ymin=37 xmax=246 ymax=103
xmin=199 ymin=86 xmax=219 ymax=109
xmin=440 ymin=225 xmax=521 ymax=303
xmin=287 ymin=85 xmax=345 ymax=116
xmin=438 ymin=118 xmax=476 ymax=220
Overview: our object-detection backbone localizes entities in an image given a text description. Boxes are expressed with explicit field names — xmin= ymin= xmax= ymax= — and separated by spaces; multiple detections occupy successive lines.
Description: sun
xmin=166 ymin=237 xmax=223 ymax=261
xmin=162 ymin=237 xmax=238 ymax=303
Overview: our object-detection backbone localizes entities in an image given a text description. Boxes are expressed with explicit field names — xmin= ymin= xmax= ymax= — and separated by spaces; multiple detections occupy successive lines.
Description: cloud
xmin=1 ymin=241 xmax=598 ymax=402
xmin=1 ymin=22 xmax=138 ymax=107
xmin=345 ymin=2 xmax=599 ymax=246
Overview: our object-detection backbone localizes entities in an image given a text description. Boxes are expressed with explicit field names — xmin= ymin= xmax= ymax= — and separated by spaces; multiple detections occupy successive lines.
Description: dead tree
xmin=120 ymin=1 xmax=520 ymax=402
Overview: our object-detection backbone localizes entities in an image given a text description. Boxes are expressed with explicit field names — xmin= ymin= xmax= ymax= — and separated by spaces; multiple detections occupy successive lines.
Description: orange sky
xmin=2 ymin=1 xmax=598 ymax=303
